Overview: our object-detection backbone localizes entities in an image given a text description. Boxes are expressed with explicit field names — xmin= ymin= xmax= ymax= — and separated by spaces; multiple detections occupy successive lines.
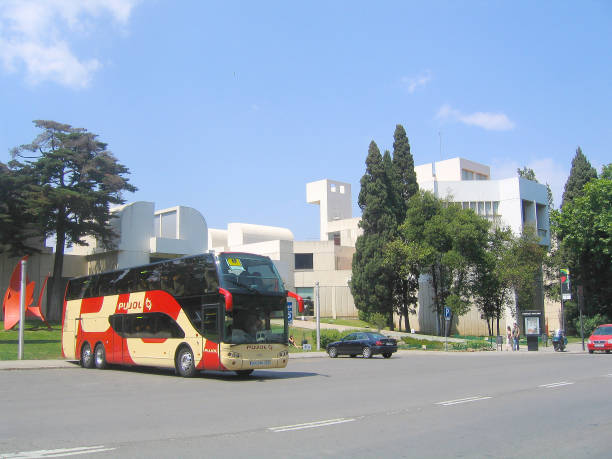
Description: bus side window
xmin=108 ymin=314 xmax=124 ymax=334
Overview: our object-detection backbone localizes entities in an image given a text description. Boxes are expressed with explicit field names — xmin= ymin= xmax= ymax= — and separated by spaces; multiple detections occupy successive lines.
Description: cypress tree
xmin=352 ymin=141 xmax=396 ymax=327
xmin=392 ymin=124 xmax=418 ymax=220
xmin=561 ymin=147 xmax=597 ymax=208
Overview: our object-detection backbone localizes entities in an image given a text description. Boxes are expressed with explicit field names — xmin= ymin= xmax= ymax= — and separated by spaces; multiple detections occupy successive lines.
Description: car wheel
xmin=606 ymin=350 xmax=610 ymax=354
xmin=589 ymin=349 xmax=594 ymax=354
xmin=362 ymin=346 xmax=372 ymax=359
xmin=176 ymin=346 xmax=196 ymax=377
xmin=328 ymin=347 xmax=338 ymax=358
xmin=94 ymin=343 xmax=107 ymax=369
xmin=80 ymin=342 xmax=94 ymax=368
xmin=382 ymin=352 xmax=392 ymax=359
xmin=235 ymin=370 xmax=254 ymax=376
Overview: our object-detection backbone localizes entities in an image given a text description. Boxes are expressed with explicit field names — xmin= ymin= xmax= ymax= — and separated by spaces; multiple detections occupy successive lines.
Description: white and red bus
xmin=62 ymin=252 xmax=303 ymax=377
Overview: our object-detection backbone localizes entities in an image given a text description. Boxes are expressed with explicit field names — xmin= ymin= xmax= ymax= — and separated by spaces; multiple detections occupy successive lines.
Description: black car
xmin=326 ymin=332 xmax=398 ymax=358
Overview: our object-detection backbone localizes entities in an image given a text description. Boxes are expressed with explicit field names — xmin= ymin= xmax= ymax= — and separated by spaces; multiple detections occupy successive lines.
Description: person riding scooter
xmin=552 ymin=329 xmax=567 ymax=352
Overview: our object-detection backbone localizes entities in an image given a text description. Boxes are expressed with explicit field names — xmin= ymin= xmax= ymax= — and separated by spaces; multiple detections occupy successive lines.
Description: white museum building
xmin=0 ymin=157 xmax=558 ymax=333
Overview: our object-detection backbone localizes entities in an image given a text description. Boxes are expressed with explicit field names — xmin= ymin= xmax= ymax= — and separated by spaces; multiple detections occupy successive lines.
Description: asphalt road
xmin=1 ymin=351 xmax=611 ymax=458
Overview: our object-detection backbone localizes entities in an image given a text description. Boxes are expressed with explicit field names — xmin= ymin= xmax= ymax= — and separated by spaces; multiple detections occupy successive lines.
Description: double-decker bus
xmin=62 ymin=252 xmax=303 ymax=377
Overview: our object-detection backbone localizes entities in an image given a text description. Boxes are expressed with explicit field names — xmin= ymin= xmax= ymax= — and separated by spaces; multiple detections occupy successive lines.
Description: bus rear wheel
xmin=94 ymin=343 xmax=107 ymax=369
xmin=176 ymin=347 xmax=196 ymax=377
xmin=80 ymin=342 xmax=94 ymax=369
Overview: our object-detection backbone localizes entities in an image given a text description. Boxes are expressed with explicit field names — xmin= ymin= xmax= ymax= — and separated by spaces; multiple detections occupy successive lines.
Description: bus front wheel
xmin=176 ymin=346 xmax=196 ymax=378
xmin=80 ymin=342 xmax=94 ymax=369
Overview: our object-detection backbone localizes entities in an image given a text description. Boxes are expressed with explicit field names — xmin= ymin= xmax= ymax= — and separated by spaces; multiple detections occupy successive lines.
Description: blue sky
xmin=1 ymin=1 xmax=610 ymax=242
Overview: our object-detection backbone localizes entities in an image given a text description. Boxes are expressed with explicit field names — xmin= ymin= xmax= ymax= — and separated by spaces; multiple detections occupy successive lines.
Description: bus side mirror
xmin=287 ymin=291 xmax=304 ymax=313
xmin=219 ymin=288 xmax=233 ymax=312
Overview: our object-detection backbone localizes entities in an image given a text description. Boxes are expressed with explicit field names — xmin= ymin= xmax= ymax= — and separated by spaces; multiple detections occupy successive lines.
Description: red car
xmin=587 ymin=324 xmax=612 ymax=354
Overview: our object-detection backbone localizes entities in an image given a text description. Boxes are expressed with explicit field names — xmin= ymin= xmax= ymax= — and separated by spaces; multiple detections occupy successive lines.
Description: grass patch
xmin=0 ymin=321 xmax=63 ymax=360
xmin=318 ymin=318 xmax=372 ymax=328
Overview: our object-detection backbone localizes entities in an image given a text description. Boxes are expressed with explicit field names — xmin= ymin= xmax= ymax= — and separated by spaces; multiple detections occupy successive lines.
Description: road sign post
xmin=444 ymin=306 xmax=451 ymax=351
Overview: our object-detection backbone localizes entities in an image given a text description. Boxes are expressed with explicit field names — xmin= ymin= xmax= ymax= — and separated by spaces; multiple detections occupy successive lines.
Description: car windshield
xmin=592 ymin=326 xmax=612 ymax=335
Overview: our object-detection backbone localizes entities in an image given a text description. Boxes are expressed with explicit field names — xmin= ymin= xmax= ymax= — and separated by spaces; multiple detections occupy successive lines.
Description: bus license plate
xmin=250 ymin=360 xmax=271 ymax=366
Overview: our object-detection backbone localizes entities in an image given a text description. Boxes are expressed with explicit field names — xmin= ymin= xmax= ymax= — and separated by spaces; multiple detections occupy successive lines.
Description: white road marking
xmin=436 ymin=396 xmax=492 ymax=406
xmin=269 ymin=418 xmax=355 ymax=432
xmin=538 ymin=381 xmax=574 ymax=389
xmin=1 ymin=445 xmax=115 ymax=458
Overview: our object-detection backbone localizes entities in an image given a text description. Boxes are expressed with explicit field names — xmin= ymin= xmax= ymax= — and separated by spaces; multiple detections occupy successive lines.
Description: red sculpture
xmin=2 ymin=256 xmax=51 ymax=330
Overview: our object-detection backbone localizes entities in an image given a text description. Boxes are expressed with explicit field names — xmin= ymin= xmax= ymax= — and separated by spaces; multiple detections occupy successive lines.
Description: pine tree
xmin=9 ymin=120 xmax=137 ymax=320
xmin=0 ymin=163 xmax=39 ymax=254
xmin=561 ymin=147 xmax=597 ymax=208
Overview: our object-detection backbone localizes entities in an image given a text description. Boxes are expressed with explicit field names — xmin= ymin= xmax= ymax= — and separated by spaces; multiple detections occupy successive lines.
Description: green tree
xmin=351 ymin=141 xmax=397 ymax=328
xmin=9 ymin=120 xmax=137 ymax=320
xmin=561 ymin=147 xmax=597 ymax=208
xmin=553 ymin=176 xmax=612 ymax=318
xmin=517 ymin=166 xmax=538 ymax=182
xmin=501 ymin=227 xmax=547 ymax=325
xmin=472 ymin=227 xmax=514 ymax=337
xmin=388 ymin=192 xmax=489 ymax=335
xmin=0 ymin=163 xmax=39 ymax=254
xmin=392 ymin=124 xmax=418 ymax=216
xmin=388 ymin=124 xmax=419 ymax=331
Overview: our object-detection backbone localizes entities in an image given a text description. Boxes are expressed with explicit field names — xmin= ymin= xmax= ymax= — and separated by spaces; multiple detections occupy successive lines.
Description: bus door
xmin=201 ymin=304 xmax=221 ymax=369
xmin=109 ymin=314 xmax=124 ymax=363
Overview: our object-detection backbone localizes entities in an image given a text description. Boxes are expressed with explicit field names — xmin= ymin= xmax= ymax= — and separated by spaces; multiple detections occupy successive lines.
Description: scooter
xmin=552 ymin=329 xmax=567 ymax=352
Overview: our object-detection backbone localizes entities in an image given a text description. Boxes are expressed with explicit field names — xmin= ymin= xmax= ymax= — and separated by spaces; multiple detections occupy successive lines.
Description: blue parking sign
xmin=288 ymin=301 xmax=293 ymax=323
xmin=444 ymin=306 xmax=451 ymax=320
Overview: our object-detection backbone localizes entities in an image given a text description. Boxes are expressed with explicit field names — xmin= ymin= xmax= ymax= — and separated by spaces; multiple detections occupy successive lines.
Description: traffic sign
xmin=287 ymin=301 xmax=293 ymax=323
xmin=444 ymin=306 xmax=451 ymax=320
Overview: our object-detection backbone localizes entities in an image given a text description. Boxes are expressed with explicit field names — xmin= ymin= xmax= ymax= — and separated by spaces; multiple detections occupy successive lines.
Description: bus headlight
xmin=228 ymin=351 xmax=240 ymax=358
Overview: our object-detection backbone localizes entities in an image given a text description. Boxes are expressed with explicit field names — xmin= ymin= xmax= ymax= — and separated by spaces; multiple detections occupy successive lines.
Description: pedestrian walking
xmin=506 ymin=326 xmax=512 ymax=351
xmin=512 ymin=322 xmax=520 ymax=351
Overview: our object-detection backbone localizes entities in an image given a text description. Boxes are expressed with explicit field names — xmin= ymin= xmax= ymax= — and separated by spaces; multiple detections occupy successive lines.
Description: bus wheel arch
xmin=175 ymin=344 xmax=197 ymax=378
xmin=80 ymin=341 xmax=94 ymax=368
xmin=94 ymin=342 xmax=107 ymax=369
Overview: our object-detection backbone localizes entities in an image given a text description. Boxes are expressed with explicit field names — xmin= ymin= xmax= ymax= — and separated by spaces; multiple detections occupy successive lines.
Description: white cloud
xmin=436 ymin=104 xmax=515 ymax=131
xmin=0 ymin=0 xmax=140 ymax=88
xmin=401 ymin=71 xmax=432 ymax=94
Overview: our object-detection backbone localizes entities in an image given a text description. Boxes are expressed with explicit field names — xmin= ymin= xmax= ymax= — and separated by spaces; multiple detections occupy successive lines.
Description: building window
xmin=461 ymin=169 xmax=474 ymax=180
xmin=328 ymin=231 xmax=341 ymax=246
xmin=339 ymin=185 xmax=345 ymax=194
xmin=295 ymin=253 xmax=313 ymax=270
xmin=330 ymin=184 xmax=336 ymax=193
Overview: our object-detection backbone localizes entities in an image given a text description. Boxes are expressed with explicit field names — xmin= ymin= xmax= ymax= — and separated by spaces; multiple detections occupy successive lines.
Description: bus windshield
xmin=218 ymin=252 xmax=285 ymax=294
xmin=224 ymin=298 xmax=287 ymax=344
